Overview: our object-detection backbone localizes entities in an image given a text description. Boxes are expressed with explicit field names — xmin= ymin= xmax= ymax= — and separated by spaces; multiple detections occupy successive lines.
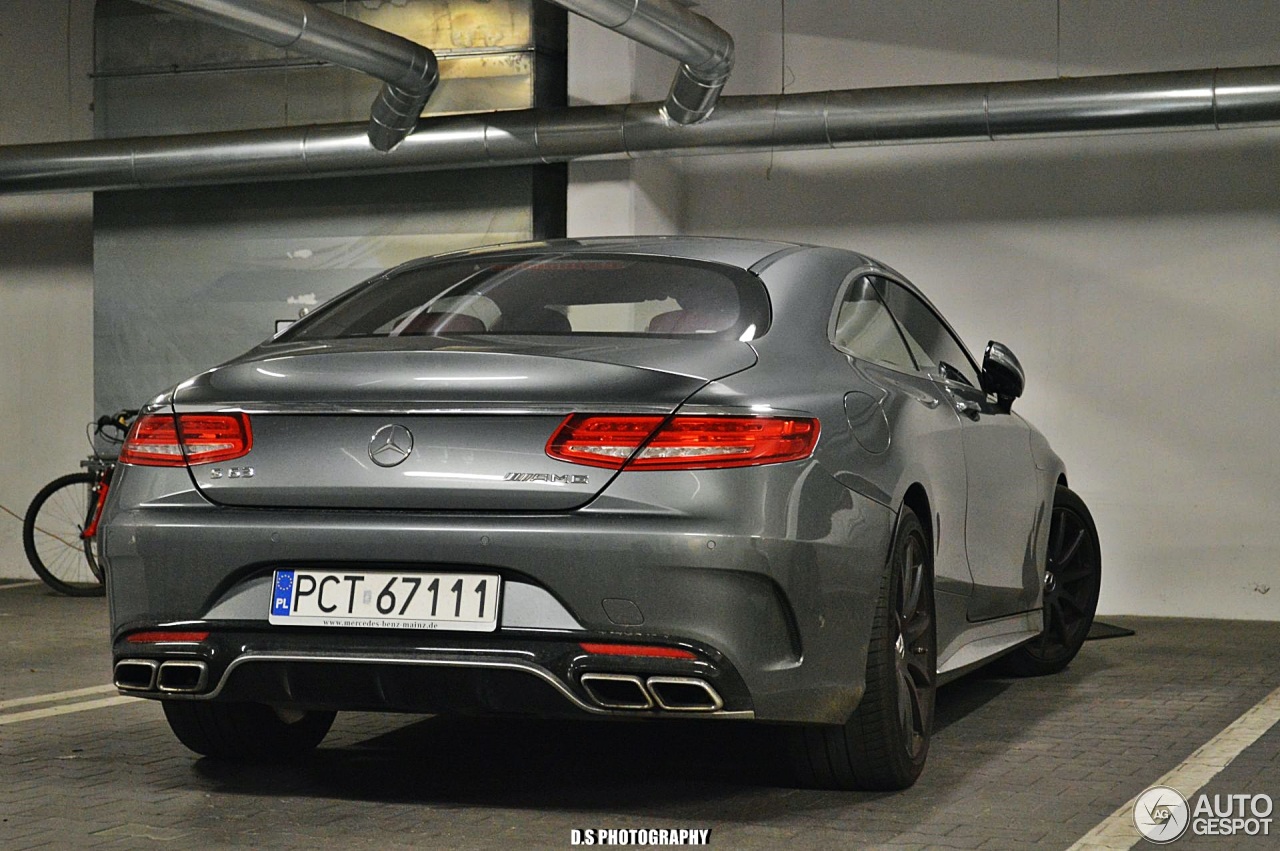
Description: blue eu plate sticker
xmin=272 ymin=570 xmax=295 ymax=618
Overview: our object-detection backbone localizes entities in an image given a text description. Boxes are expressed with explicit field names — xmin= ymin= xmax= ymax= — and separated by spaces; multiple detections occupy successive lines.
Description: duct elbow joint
xmin=661 ymin=33 xmax=733 ymax=125
xmin=366 ymin=57 xmax=439 ymax=152
xmin=368 ymin=84 xmax=432 ymax=152
xmin=662 ymin=63 xmax=730 ymax=125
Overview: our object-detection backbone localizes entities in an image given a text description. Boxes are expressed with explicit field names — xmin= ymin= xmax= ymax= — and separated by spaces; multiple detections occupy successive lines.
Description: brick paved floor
xmin=1 ymin=581 xmax=1277 ymax=850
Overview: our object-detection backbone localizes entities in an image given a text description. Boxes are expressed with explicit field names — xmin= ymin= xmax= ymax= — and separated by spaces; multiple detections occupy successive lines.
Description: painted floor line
xmin=0 ymin=695 xmax=140 ymax=726
xmin=0 ymin=580 xmax=43 ymax=591
xmin=0 ymin=683 xmax=118 ymax=711
xmin=1068 ymin=683 xmax=1280 ymax=851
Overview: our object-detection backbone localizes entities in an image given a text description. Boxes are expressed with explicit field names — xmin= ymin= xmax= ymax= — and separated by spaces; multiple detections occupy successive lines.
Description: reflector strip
xmin=125 ymin=631 xmax=211 ymax=644
xmin=579 ymin=642 xmax=698 ymax=660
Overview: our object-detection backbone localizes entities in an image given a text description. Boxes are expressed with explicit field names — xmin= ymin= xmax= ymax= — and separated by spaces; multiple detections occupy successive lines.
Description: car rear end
xmin=102 ymin=244 xmax=893 ymax=729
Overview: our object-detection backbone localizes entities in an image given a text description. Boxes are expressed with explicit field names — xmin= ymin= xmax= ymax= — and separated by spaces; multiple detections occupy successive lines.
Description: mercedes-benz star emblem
xmin=369 ymin=424 xmax=414 ymax=468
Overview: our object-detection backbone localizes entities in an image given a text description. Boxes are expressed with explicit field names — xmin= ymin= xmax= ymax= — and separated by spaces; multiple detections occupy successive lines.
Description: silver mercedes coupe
xmin=102 ymin=237 xmax=1101 ymax=790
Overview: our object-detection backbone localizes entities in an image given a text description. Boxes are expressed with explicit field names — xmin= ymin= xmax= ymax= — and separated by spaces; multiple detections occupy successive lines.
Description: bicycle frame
xmin=80 ymin=459 xmax=113 ymax=541
xmin=24 ymin=408 xmax=136 ymax=596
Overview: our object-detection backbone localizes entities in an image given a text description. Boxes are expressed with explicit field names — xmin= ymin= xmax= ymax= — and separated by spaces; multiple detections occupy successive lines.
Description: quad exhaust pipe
xmin=580 ymin=673 xmax=654 ymax=710
xmin=115 ymin=659 xmax=209 ymax=694
xmin=113 ymin=659 xmax=160 ymax=692
xmin=646 ymin=676 xmax=724 ymax=712
xmin=580 ymin=673 xmax=723 ymax=712
xmin=157 ymin=660 xmax=210 ymax=693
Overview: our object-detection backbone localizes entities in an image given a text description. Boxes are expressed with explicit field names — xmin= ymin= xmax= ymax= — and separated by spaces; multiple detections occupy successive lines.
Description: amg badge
xmin=503 ymin=472 xmax=589 ymax=485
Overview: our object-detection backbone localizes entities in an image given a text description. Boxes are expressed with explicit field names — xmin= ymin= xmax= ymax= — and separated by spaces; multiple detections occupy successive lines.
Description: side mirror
xmin=982 ymin=341 xmax=1024 ymax=411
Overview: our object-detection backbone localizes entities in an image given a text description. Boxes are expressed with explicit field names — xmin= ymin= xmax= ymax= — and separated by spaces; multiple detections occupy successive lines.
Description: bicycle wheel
xmin=23 ymin=472 xmax=105 ymax=597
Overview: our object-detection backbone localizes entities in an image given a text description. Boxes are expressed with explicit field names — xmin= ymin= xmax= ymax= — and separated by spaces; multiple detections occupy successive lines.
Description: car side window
xmin=831 ymin=276 xmax=915 ymax=371
xmin=873 ymin=278 xmax=982 ymax=388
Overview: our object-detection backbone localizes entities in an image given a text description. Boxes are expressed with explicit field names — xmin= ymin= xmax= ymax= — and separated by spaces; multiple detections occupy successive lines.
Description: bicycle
xmin=22 ymin=409 xmax=137 ymax=597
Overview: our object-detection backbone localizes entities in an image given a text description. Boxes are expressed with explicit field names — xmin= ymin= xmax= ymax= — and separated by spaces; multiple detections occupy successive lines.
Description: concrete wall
xmin=566 ymin=1 xmax=1280 ymax=619
xmin=0 ymin=1 xmax=97 ymax=579
xmin=565 ymin=15 xmax=681 ymax=237
xmin=93 ymin=170 xmax=539 ymax=417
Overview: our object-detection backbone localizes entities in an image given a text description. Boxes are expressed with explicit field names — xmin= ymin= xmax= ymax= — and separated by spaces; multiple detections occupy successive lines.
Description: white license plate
xmin=269 ymin=569 xmax=500 ymax=632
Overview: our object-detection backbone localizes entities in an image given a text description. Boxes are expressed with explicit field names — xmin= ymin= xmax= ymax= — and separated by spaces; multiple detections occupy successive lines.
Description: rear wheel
xmin=22 ymin=472 xmax=105 ymax=597
xmin=786 ymin=507 xmax=936 ymax=790
xmin=162 ymin=701 xmax=335 ymax=761
xmin=998 ymin=485 xmax=1101 ymax=677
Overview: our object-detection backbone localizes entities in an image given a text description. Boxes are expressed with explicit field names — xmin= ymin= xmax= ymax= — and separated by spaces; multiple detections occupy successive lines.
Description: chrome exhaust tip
xmin=114 ymin=659 xmax=160 ymax=692
xmin=646 ymin=677 xmax=723 ymax=712
xmin=580 ymin=673 xmax=653 ymax=710
xmin=156 ymin=660 xmax=209 ymax=694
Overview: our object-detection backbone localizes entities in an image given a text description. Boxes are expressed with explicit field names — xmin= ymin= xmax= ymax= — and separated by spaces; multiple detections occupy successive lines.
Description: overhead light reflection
xmin=403 ymin=471 xmax=506 ymax=482
xmin=413 ymin=375 xmax=528 ymax=382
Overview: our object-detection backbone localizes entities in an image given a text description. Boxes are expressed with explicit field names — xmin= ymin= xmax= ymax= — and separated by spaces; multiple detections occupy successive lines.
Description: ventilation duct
xmin=135 ymin=0 xmax=439 ymax=152
xmin=546 ymin=0 xmax=734 ymax=124
xmin=3 ymin=66 xmax=1279 ymax=194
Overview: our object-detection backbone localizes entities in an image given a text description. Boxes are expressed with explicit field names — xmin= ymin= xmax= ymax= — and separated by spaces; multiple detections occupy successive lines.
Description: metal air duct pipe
xmin=3 ymin=66 xmax=1279 ymax=194
xmin=136 ymin=0 xmax=439 ymax=152
xmin=546 ymin=0 xmax=734 ymax=124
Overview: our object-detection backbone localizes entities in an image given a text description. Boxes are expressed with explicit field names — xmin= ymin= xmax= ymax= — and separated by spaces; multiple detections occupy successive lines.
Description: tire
xmin=162 ymin=701 xmax=336 ymax=761
xmin=997 ymin=485 xmax=1101 ymax=677
xmin=22 ymin=472 xmax=105 ymax=597
xmin=786 ymin=506 xmax=936 ymax=790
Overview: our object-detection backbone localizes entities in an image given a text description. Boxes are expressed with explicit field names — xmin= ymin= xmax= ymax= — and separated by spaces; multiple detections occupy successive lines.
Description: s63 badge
xmin=210 ymin=466 xmax=255 ymax=479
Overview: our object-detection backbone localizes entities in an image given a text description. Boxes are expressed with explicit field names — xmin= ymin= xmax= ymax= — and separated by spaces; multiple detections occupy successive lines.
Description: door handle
xmin=955 ymin=400 xmax=981 ymax=421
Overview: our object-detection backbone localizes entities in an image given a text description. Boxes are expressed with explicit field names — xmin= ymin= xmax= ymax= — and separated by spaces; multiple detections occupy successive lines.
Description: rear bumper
xmin=102 ymin=464 xmax=894 ymax=724
xmin=111 ymin=630 xmax=754 ymax=719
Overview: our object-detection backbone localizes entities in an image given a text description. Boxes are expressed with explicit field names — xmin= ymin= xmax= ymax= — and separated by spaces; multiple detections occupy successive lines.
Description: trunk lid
xmin=173 ymin=337 xmax=755 ymax=511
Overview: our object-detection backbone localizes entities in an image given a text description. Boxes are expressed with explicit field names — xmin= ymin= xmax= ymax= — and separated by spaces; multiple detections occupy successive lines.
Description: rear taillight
xmin=545 ymin=415 xmax=665 ymax=469
xmin=120 ymin=413 xmax=252 ymax=467
xmin=546 ymin=414 xmax=819 ymax=470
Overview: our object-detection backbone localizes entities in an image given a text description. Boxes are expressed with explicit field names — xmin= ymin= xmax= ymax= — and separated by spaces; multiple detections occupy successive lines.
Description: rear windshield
xmin=277 ymin=253 xmax=770 ymax=342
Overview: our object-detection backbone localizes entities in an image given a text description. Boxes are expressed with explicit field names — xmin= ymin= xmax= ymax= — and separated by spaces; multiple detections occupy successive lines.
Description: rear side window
xmin=832 ymin=276 xmax=914 ymax=370
xmin=278 ymin=254 xmax=770 ymax=342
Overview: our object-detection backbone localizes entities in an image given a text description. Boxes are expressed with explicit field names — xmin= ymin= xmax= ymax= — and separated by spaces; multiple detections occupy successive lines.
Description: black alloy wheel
xmin=999 ymin=485 xmax=1101 ymax=677
xmin=786 ymin=506 xmax=936 ymax=790
xmin=892 ymin=523 xmax=936 ymax=766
